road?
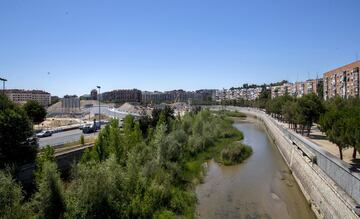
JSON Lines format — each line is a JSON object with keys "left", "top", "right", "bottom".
{"left": 90, "top": 105, "right": 140, "bottom": 120}
{"left": 39, "top": 106, "right": 139, "bottom": 147}
{"left": 39, "top": 129, "right": 99, "bottom": 147}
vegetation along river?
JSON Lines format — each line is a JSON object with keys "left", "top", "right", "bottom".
{"left": 196, "top": 118, "right": 316, "bottom": 219}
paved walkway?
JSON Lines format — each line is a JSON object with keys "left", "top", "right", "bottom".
{"left": 278, "top": 121, "right": 360, "bottom": 166}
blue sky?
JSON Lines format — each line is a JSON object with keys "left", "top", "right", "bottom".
{"left": 1, "top": 0, "right": 360, "bottom": 96}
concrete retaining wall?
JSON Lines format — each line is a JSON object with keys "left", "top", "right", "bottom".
{"left": 16, "top": 145, "right": 92, "bottom": 186}
{"left": 222, "top": 106, "right": 359, "bottom": 219}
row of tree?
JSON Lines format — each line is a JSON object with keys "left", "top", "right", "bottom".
{"left": 219, "top": 87, "right": 360, "bottom": 161}
{"left": 265, "top": 94, "right": 360, "bottom": 160}
{"left": 1, "top": 107, "right": 241, "bottom": 218}
{"left": 318, "top": 97, "right": 360, "bottom": 160}
{"left": 265, "top": 93, "right": 323, "bottom": 136}
{"left": 225, "top": 90, "right": 359, "bottom": 161}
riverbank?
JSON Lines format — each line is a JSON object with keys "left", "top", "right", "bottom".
{"left": 182, "top": 113, "right": 248, "bottom": 186}
{"left": 237, "top": 108, "right": 359, "bottom": 219}
{"left": 196, "top": 118, "right": 315, "bottom": 219}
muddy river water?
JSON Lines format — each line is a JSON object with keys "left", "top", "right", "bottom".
{"left": 196, "top": 119, "right": 316, "bottom": 219}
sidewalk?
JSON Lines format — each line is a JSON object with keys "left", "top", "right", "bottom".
{"left": 278, "top": 121, "right": 360, "bottom": 166}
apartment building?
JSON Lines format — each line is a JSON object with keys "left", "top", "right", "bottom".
{"left": 4, "top": 89, "right": 51, "bottom": 107}
{"left": 305, "top": 78, "right": 323, "bottom": 96}
{"left": 142, "top": 90, "right": 206, "bottom": 104}
{"left": 271, "top": 79, "right": 322, "bottom": 99}
{"left": 271, "top": 83, "right": 293, "bottom": 98}
{"left": 323, "top": 60, "right": 360, "bottom": 100}
{"left": 102, "top": 89, "right": 142, "bottom": 103}
{"left": 216, "top": 87, "right": 263, "bottom": 101}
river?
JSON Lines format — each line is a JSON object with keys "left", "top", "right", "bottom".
{"left": 196, "top": 118, "right": 316, "bottom": 219}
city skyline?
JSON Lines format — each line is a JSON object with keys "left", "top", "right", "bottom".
{"left": 1, "top": 0, "right": 360, "bottom": 96}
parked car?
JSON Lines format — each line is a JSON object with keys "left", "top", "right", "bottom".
{"left": 79, "top": 124, "right": 87, "bottom": 130}
{"left": 82, "top": 124, "right": 96, "bottom": 134}
{"left": 36, "top": 130, "right": 52, "bottom": 138}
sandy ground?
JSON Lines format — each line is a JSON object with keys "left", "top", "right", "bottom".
{"left": 35, "top": 118, "right": 84, "bottom": 129}
{"left": 306, "top": 125, "right": 359, "bottom": 165}
{"left": 279, "top": 121, "right": 359, "bottom": 165}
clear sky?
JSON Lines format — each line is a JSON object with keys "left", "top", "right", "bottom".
{"left": 1, "top": 0, "right": 360, "bottom": 96}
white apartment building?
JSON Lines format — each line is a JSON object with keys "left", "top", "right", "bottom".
{"left": 5, "top": 89, "right": 51, "bottom": 107}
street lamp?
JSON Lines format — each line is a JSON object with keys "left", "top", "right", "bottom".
{"left": 96, "top": 86, "right": 101, "bottom": 128}
{"left": 0, "top": 77, "right": 7, "bottom": 95}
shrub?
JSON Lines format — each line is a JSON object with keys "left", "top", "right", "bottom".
{"left": 221, "top": 142, "right": 252, "bottom": 165}
{"left": 0, "top": 171, "right": 29, "bottom": 219}
{"left": 30, "top": 161, "right": 65, "bottom": 219}
{"left": 80, "top": 135, "right": 85, "bottom": 145}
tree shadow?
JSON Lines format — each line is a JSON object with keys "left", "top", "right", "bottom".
{"left": 349, "top": 159, "right": 360, "bottom": 173}
{"left": 308, "top": 134, "right": 328, "bottom": 140}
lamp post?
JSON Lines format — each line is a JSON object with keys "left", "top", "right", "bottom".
{"left": 97, "top": 86, "right": 101, "bottom": 128}
{"left": 0, "top": 77, "right": 7, "bottom": 95}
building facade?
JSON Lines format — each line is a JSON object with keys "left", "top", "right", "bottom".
{"left": 4, "top": 89, "right": 51, "bottom": 107}
{"left": 141, "top": 90, "right": 206, "bottom": 104}
{"left": 271, "top": 79, "right": 322, "bottom": 99}
{"left": 323, "top": 61, "right": 360, "bottom": 100}
{"left": 90, "top": 89, "right": 98, "bottom": 100}
{"left": 271, "top": 83, "right": 293, "bottom": 98}
{"left": 61, "top": 95, "right": 80, "bottom": 113}
{"left": 102, "top": 89, "right": 142, "bottom": 103}
{"left": 216, "top": 87, "right": 263, "bottom": 101}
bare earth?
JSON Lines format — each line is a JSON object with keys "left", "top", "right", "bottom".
{"left": 306, "top": 125, "right": 359, "bottom": 164}
{"left": 279, "top": 121, "right": 359, "bottom": 165}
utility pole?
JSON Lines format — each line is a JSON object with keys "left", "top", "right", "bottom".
{"left": 97, "top": 86, "right": 101, "bottom": 128}
{"left": 0, "top": 77, "right": 7, "bottom": 95}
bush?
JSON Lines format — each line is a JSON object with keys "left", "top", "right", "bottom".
{"left": 23, "top": 100, "right": 47, "bottom": 124}
{"left": 170, "top": 187, "right": 196, "bottom": 215}
{"left": 0, "top": 95, "right": 37, "bottom": 167}
{"left": 65, "top": 157, "right": 126, "bottom": 218}
{"left": 30, "top": 161, "right": 65, "bottom": 219}
{"left": 80, "top": 135, "right": 85, "bottom": 145}
{"left": 220, "top": 142, "right": 252, "bottom": 165}
{"left": 0, "top": 171, "right": 30, "bottom": 219}
{"left": 152, "top": 210, "right": 176, "bottom": 219}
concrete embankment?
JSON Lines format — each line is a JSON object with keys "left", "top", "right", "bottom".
{"left": 16, "top": 144, "right": 93, "bottom": 186}
{"left": 227, "top": 107, "right": 359, "bottom": 219}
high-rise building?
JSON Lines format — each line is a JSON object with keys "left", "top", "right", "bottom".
{"left": 4, "top": 89, "right": 51, "bottom": 107}
{"left": 323, "top": 61, "right": 360, "bottom": 100}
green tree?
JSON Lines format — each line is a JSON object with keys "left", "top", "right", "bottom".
{"left": 93, "top": 125, "right": 110, "bottom": 162}
{"left": 23, "top": 100, "right": 47, "bottom": 124}
{"left": 282, "top": 100, "right": 298, "bottom": 130}
{"left": 0, "top": 171, "right": 30, "bottom": 219}
{"left": 30, "top": 161, "right": 65, "bottom": 219}
{"left": 0, "top": 95, "right": 37, "bottom": 167}
{"left": 320, "top": 108, "right": 348, "bottom": 160}
{"left": 66, "top": 157, "right": 126, "bottom": 218}
{"left": 34, "top": 145, "right": 55, "bottom": 183}
{"left": 296, "top": 93, "right": 323, "bottom": 136}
